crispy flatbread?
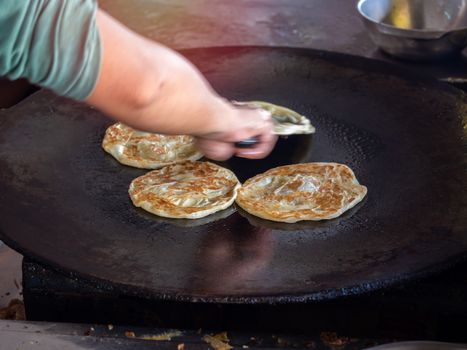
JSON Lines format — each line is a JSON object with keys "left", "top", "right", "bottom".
{"left": 129, "top": 161, "right": 240, "bottom": 219}
{"left": 232, "top": 101, "right": 315, "bottom": 135}
{"left": 102, "top": 123, "right": 203, "bottom": 169}
{"left": 236, "top": 163, "right": 367, "bottom": 223}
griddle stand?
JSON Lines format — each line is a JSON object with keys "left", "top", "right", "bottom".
{"left": 22, "top": 257, "right": 467, "bottom": 342}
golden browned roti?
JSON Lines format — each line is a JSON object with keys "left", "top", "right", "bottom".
{"left": 236, "top": 163, "right": 367, "bottom": 223}
{"left": 232, "top": 100, "right": 315, "bottom": 135}
{"left": 102, "top": 123, "right": 203, "bottom": 169}
{"left": 129, "top": 161, "right": 240, "bottom": 219}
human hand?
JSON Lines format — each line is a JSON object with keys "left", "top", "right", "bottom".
{"left": 194, "top": 100, "right": 278, "bottom": 160}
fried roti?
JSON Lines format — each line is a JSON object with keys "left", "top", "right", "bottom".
{"left": 102, "top": 123, "right": 203, "bottom": 169}
{"left": 236, "top": 163, "right": 367, "bottom": 223}
{"left": 232, "top": 100, "right": 315, "bottom": 135}
{"left": 129, "top": 161, "right": 240, "bottom": 219}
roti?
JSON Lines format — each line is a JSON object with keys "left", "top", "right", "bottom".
{"left": 129, "top": 161, "right": 240, "bottom": 219}
{"left": 232, "top": 100, "right": 315, "bottom": 135}
{"left": 102, "top": 123, "right": 203, "bottom": 169}
{"left": 236, "top": 163, "right": 367, "bottom": 223}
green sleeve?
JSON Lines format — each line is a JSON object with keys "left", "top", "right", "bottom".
{"left": 0, "top": 0, "right": 101, "bottom": 100}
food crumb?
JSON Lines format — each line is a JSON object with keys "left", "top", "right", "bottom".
{"left": 107, "top": 324, "right": 114, "bottom": 331}
{"left": 320, "top": 332, "right": 350, "bottom": 347}
{"left": 140, "top": 330, "right": 182, "bottom": 341}
{"left": 203, "top": 332, "right": 232, "bottom": 350}
{"left": 125, "top": 331, "right": 136, "bottom": 338}
{"left": 242, "top": 346, "right": 249, "bottom": 349}
{"left": 0, "top": 299, "right": 25, "bottom": 320}
{"left": 178, "top": 343, "right": 185, "bottom": 350}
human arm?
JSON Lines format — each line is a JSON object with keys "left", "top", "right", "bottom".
{"left": 87, "top": 10, "right": 276, "bottom": 160}
{"left": 0, "top": 0, "right": 276, "bottom": 160}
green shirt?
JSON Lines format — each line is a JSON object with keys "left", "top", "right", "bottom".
{"left": 0, "top": 0, "right": 101, "bottom": 100}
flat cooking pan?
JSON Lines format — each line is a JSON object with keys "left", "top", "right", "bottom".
{"left": 0, "top": 47, "right": 466, "bottom": 304}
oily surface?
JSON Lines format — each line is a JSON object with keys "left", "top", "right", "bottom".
{"left": 236, "top": 163, "right": 367, "bottom": 223}
{"left": 0, "top": 47, "right": 465, "bottom": 302}
{"left": 102, "top": 123, "right": 203, "bottom": 169}
{"left": 129, "top": 161, "right": 240, "bottom": 219}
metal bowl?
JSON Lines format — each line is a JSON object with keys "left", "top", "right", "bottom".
{"left": 357, "top": 0, "right": 467, "bottom": 60}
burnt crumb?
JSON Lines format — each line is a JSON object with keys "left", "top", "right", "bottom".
{"left": 125, "top": 331, "right": 136, "bottom": 338}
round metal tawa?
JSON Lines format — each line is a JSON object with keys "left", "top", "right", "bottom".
{"left": 0, "top": 47, "right": 466, "bottom": 303}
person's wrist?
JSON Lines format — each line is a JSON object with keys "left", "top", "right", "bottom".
{"left": 193, "top": 98, "right": 237, "bottom": 138}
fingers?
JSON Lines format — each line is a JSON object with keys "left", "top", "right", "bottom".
{"left": 236, "top": 134, "right": 278, "bottom": 159}
{"left": 196, "top": 136, "right": 278, "bottom": 161}
{"left": 195, "top": 139, "right": 236, "bottom": 161}
{"left": 232, "top": 108, "right": 277, "bottom": 159}
{"left": 235, "top": 123, "right": 278, "bottom": 159}
{"left": 195, "top": 104, "right": 278, "bottom": 160}
{"left": 220, "top": 108, "right": 272, "bottom": 142}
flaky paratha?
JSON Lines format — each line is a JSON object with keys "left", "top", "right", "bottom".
{"left": 232, "top": 100, "right": 315, "bottom": 135}
{"left": 102, "top": 123, "right": 203, "bottom": 169}
{"left": 236, "top": 163, "right": 367, "bottom": 223}
{"left": 129, "top": 161, "right": 240, "bottom": 219}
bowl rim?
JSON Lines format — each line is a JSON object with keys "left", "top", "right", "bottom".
{"left": 356, "top": 0, "right": 448, "bottom": 39}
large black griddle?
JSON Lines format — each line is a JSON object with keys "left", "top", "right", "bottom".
{"left": 0, "top": 47, "right": 466, "bottom": 304}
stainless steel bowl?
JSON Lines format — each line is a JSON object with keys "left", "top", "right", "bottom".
{"left": 357, "top": 0, "right": 467, "bottom": 60}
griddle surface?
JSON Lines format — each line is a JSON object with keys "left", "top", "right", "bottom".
{"left": 0, "top": 47, "right": 466, "bottom": 303}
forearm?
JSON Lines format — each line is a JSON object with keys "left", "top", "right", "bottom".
{"left": 87, "top": 10, "right": 227, "bottom": 135}
{"left": 0, "top": 2, "right": 276, "bottom": 160}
